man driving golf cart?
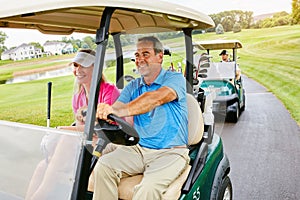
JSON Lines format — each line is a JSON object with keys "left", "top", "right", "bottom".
{"left": 92, "top": 36, "right": 190, "bottom": 199}
{"left": 219, "top": 50, "right": 231, "bottom": 62}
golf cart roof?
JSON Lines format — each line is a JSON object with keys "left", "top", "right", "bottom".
{"left": 0, "top": 0, "right": 214, "bottom": 35}
{"left": 193, "top": 39, "right": 242, "bottom": 50}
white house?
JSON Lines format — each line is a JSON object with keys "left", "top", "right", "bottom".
{"left": 44, "top": 41, "right": 73, "bottom": 55}
{"left": 1, "top": 49, "right": 12, "bottom": 60}
{"left": 1, "top": 43, "right": 42, "bottom": 61}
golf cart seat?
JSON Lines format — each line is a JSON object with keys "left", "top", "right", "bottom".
{"left": 118, "top": 93, "right": 204, "bottom": 199}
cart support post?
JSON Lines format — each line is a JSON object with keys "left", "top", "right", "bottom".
{"left": 71, "top": 7, "right": 116, "bottom": 200}
{"left": 183, "top": 28, "right": 193, "bottom": 94}
{"left": 47, "top": 81, "right": 52, "bottom": 127}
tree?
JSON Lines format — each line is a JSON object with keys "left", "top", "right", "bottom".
{"left": 243, "top": 11, "right": 253, "bottom": 29}
{"left": 222, "top": 15, "right": 234, "bottom": 32}
{"left": 275, "top": 15, "right": 291, "bottom": 26}
{"left": 255, "top": 11, "right": 291, "bottom": 28}
{"left": 209, "top": 10, "right": 253, "bottom": 32}
{"left": 82, "top": 36, "right": 96, "bottom": 49}
{"left": 29, "top": 42, "right": 44, "bottom": 52}
{"left": 0, "top": 31, "right": 8, "bottom": 58}
{"left": 292, "top": 0, "right": 300, "bottom": 24}
{"left": 261, "top": 18, "right": 274, "bottom": 28}
{"left": 63, "top": 36, "right": 84, "bottom": 51}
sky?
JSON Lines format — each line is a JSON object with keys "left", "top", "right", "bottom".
{"left": 0, "top": 0, "right": 292, "bottom": 48}
{"left": 189, "top": 0, "right": 292, "bottom": 16}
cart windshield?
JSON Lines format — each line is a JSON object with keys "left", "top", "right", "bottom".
{"left": 202, "top": 62, "right": 236, "bottom": 80}
{"left": 0, "top": 121, "right": 82, "bottom": 199}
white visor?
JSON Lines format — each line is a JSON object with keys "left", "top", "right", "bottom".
{"left": 72, "top": 52, "right": 95, "bottom": 67}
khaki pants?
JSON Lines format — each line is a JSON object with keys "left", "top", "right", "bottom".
{"left": 93, "top": 144, "right": 189, "bottom": 200}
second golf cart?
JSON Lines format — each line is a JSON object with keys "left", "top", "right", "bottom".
{"left": 194, "top": 40, "right": 246, "bottom": 123}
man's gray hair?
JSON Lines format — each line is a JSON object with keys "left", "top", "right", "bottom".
{"left": 138, "top": 36, "right": 163, "bottom": 54}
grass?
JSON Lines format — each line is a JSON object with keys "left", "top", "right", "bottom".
{"left": 0, "top": 25, "right": 299, "bottom": 126}
{"left": 0, "top": 75, "right": 74, "bottom": 127}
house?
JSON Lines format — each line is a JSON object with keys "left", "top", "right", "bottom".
{"left": 1, "top": 41, "right": 74, "bottom": 61}
{"left": 1, "top": 49, "right": 12, "bottom": 60}
{"left": 1, "top": 43, "right": 42, "bottom": 61}
{"left": 44, "top": 41, "right": 73, "bottom": 55}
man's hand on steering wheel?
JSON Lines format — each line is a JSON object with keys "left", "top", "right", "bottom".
{"left": 96, "top": 103, "right": 113, "bottom": 121}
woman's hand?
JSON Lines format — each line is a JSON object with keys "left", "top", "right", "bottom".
{"left": 76, "top": 106, "right": 88, "bottom": 124}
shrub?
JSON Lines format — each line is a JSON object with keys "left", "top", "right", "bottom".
{"left": 216, "top": 24, "right": 224, "bottom": 34}
{"left": 233, "top": 22, "right": 242, "bottom": 33}
{"left": 0, "top": 72, "right": 13, "bottom": 84}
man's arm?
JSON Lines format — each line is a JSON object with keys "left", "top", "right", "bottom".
{"left": 127, "top": 86, "right": 177, "bottom": 116}
{"left": 97, "top": 86, "right": 177, "bottom": 119}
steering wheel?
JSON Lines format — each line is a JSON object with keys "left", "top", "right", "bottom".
{"left": 94, "top": 114, "right": 139, "bottom": 146}
{"left": 90, "top": 114, "right": 139, "bottom": 173}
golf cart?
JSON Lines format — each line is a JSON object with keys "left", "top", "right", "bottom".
{"left": 0, "top": 1, "right": 232, "bottom": 200}
{"left": 193, "top": 40, "right": 246, "bottom": 123}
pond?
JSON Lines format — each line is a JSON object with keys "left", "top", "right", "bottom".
{"left": 5, "top": 51, "right": 135, "bottom": 84}
{"left": 5, "top": 67, "right": 73, "bottom": 84}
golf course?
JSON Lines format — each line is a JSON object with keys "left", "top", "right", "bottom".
{"left": 0, "top": 25, "right": 299, "bottom": 127}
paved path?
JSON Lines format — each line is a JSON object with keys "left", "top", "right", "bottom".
{"left": 219, "top": 75, "right": 300, "bottom": 199}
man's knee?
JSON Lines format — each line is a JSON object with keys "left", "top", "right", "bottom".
{"left": 133, "top": 181, "right": 162, "bottom": 200}
{"left": 94, "top": 161, "right": 121, "bottom": 181}
{"left": 94, "top": 162, "right": 105, "bottom": 179}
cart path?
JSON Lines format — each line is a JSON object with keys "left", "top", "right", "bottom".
{"left": 218, "top": 75, "right": 300, "bottom": 200}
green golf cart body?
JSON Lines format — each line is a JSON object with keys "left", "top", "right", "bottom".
{"left": 0, "top": 1, "right": 232, "bottom": 199}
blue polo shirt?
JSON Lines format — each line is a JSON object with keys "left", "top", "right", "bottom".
{"left": 117, "top": 69, "right": 188, "bottom": 149}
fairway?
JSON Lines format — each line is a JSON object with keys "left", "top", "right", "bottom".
{"left": 0, "top": 25, "right": 299, "bottom": 126}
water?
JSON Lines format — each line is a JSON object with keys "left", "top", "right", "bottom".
{"left": 6, "top": 67, "right": 73, "bottom": 84}
{"left": 5, "top": 51, "right": 135, "bottom": 84}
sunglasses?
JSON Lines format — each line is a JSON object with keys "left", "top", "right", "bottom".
{"left": 72, "top": 63, "right": 93, "bottom": 68}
